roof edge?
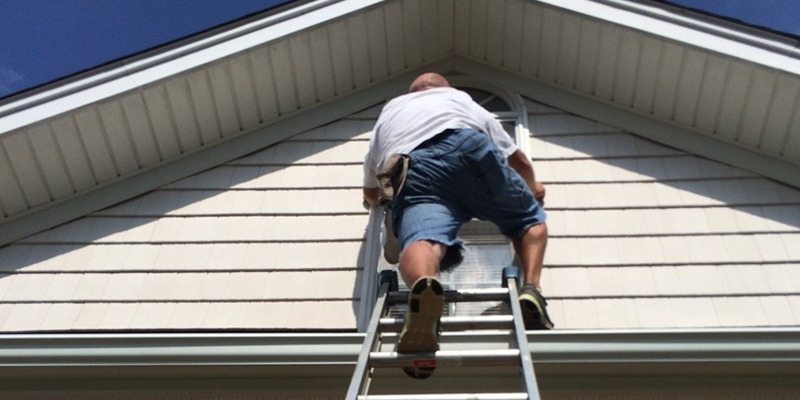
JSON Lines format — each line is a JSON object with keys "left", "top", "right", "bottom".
{"left": 0, "top": 0, "right": 384, "bottom": 134}
{"left": 540, "top": 0, "right": 800, "bottom": 75}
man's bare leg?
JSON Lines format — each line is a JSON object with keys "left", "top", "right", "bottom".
{"left": 512, "top": 223, "right": 548, "bottom": 288}
{"left": 398, "top": 240, "right": 445, "bottom": 287}
{"left": 513, "top": 223, "right": 553, "bottom": 329}
{"left": 396, "top": 240, "right": 446, "bottom": 379}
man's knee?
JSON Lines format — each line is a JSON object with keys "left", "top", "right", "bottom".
{"left": 523, "top": 223, "right": 548, "bottom": 242}
{"left": 402, "top": 240, "right": 446, "bottom": 261}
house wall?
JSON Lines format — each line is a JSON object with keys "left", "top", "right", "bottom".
{"left": 0, "top": 107, "right": 381, "bottom": 331}
{"left": 2, "top": 87, "right": 800, "bottom": 332}
{"left": 527, "top": 98, "right": 800, "bottom": 329}
{"left": 1, "top": 80, "right": 799, "bottom": 398}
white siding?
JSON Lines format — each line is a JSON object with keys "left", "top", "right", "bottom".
{"left": 0, "top": 113, "right": 378, "bottom": 331}
{"left": 527, "top": 98, "right": 800, "bottom": 329}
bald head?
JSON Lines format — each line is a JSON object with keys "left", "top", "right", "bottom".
{"left": 408, "top": 72, "right": 450, "bottom": 92}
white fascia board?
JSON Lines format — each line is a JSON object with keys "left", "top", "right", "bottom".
{"left": 539, "top": 0, "right": 800, "bottom": 75}
{"left": 0, "top": 0, "right": 384, "bottom": 135}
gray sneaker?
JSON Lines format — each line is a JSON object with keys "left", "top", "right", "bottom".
{"left": 396, "top": 276, "right": 444, "bottom": 379}
{"left": 519, "top": 284, "right": 554, "bottom": 330}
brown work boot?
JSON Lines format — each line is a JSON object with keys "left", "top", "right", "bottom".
{"left": 396, "top": 276, "right": 444, "bottom": 379}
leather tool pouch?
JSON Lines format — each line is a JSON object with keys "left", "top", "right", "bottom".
{"left": 376, "top": 154, "right": 409, "bottom": 205}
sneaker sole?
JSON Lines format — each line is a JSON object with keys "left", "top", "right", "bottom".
{"left": 397, "top": 277, "right": 444, "bottom": 379}
{"left": 519, "top": 293, "right": 554, "bottom": 330}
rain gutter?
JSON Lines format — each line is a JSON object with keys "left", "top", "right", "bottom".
{"left": 0, "top": 328, "right": 798, "bottom": 379}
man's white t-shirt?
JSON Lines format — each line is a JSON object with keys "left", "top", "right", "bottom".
{"left": 363, "top": 87, "right": 518, "bottom": 188}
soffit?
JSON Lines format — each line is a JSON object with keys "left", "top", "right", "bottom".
{"left": 1, "top": 0, "right": 799, "bottom": 243}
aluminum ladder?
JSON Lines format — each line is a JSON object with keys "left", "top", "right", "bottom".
{"left": 345, "top": 266, "right": 542, "bottom": 400}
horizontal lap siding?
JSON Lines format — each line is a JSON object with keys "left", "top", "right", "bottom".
{"left": 526, "top": 99, "right": 800, "bottom": 329}
{"left": 0, "top": 116, "right": 378, "bottom": 332}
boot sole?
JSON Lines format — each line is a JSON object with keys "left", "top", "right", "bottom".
{"left": 397, "top": 277, "right": 444, "bottom": 379}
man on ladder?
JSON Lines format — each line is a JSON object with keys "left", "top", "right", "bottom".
{"left": 362, "top": 73, "right": 553, "bottom": 380}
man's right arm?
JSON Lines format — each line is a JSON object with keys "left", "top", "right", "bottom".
{"left": 363, "top": 187, "right": 379, "bottom": 207}
{"left": 507, "top": 149, "right": 546, "bottom": 205}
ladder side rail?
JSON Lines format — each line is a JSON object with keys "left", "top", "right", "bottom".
{"left": 505, "top": 275, "right": 541, "bottom": 400}
{"left": 345, "top": 279, "right": 393, "bottom": 400}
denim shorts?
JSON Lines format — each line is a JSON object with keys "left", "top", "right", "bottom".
{"left": 392, "top": 128, "right": 547, "bottom": 271}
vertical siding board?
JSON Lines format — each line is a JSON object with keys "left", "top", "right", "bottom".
{"left": 761, "top": 74, "right": 799, "bottom": 154}
{"left": 716, "top": 62, "right": 752, "bottom": 141}
{"left": 652, "top": 42, "right": 683, "bottom": 120}
{"left": 207, "top": 61, "right": 242, "bottom": 135}
{"left": 632, "top": 36, "right": 662, "bottom": 113}
{"left": 738, "top": 68, "right": 777, "bottom": 148}
{"left": 613, "top": 30, "right": 641, "bottom": 107}
{"left": 163, "top": 77, "right": 203, "bottom": 152}
{"left": 141, "top": 86, "right": 182, "bottom": 160}
{"left": 185, "top": 69, "right": 223, "bottom": 145}
{"left": 594, "top": 25, "right": 621, "bottom": 101}
{"left": 402, "top": 0, "right": 424, "bottom": 67}
{"left": 485, "top": 0, "right": 505, "bottom": 66}
{"left": 468, "top": 0, "right": 488, "bottom": 61}
{"left": 673, "top": 49, "right": 706, "bottom": 127}
{"left": 73, "top": 108, "right": 119, "bottom": 182}
{"left": 420, "top": 0, "right": 440, "bottom": 62}
{"left": 269, "top": 41, "right": 299, "bottom": 115}
{"left": 365, "top": 8, "right": 389, "bottom": 80}
{"left": 501, "top": 0, "right": 523, "bottom": 71}
{"left": 438, "top": 0, "right": 454, "bottom": 55}
{"left": 328, "top": 20, "right": 355, "bottom": 94}
{"left": 289, "top": 34, "right": 318, "bottom": 109}
{"left": 347, "top": 14, "right": 371, "bottom": 88}
{"left": 308, "top": 27, "right": 336, "bottom": 101}
{"left": 248, "top": 47, "right": 280, "bottom": 122}
{"left": 384, "top": 1, "right": 406, "bottom": 73}
{"left": 537, "top": 7, "right": 560, "bottom": 83}
{"left": 229, "top": 53, "right": 262, "bottom": 131}
{"left": 0, "top": 141, "right": 28, "bottom": 214}
{"left": 519, "top": 2, "right": 543, "bottom": 78}
{"left": 694, "top": 56, "right": 728, "bottom": 133}
{"left": 575, "top": 18, "right": 600, "bottom": 94}
{"left": 50, "top": 116, "right": 98, "bottom": 189}
{"left": 783, "top": 103, "right": 800, "bottom": 158}
{"left": 453, "top": 0, "right": 470, "bottom": 55}
{"left": 556, "top": 13, "right": 581, "bottom": 89}
{"left": 97, "top": 101, "right": 141, "bottom": 175}
{"left": 26, "top": 124, "right": 74, "bottom": 198}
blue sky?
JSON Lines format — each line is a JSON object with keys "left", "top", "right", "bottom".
{"left": 1, "top": 0, "right": 798, "bottom": 100}
{"left": 0, "top": 0, "right": 292, "bottom": 99}
{"left": 663, "top": 0, "right": 800, "bottom": 37}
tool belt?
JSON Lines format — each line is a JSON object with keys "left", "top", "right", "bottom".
{"left": 376, "top": 154, "right": 409, "bottom": 205}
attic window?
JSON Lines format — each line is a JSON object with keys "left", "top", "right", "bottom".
{"left": 460, "top": 86, "right": 519, "bottom": 143}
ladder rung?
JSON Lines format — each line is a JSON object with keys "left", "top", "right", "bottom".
{"left": 387, "top": 288, "right": 509, "bottom": 305}
{"left": 358, "top": 393, "right": 528, "bottom": 400}
{"left": 379, "top": 315, "right": 514, "bottom": 332}
{"left": 369, "top": 349, "right": 521, "bottom": 367}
